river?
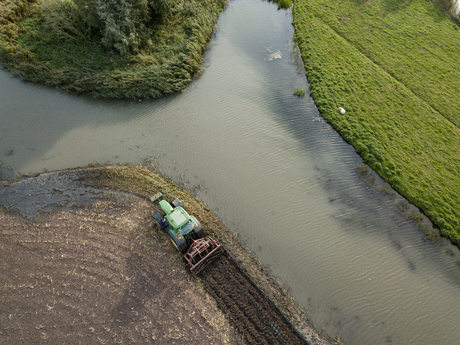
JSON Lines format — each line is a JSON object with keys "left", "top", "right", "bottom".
{"left": 1, "top": 0, "right": 460, "bottom": 343}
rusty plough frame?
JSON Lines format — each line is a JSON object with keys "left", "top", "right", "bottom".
{"left": 183, "top": 237, "right": 224, "bottom": 275}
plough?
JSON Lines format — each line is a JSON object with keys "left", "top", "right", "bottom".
{"left": 183, "top": 237, "right": 224, "bottom": 275}
{"left": 151, "top": 194, "right": 223, "bottom": 274}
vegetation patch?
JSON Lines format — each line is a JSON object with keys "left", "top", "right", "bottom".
{"left": 0, "top": 0, "right": 226, "bottom": 99}
{"left": 293, "top": 86, "right": 306, "bottom": 96}
{"left": 292, "top": 0, "right": 460, "bottom": 245}
{"left": 277, "top": 0, "right": 292, "bottom": 9}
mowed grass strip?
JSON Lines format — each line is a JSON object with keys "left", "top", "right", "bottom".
{"left": 292, "top": 0, "right": 460, "bottom": 244}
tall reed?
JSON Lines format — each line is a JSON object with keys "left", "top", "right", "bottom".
{"left": 0, "top": 0, "right": 227, "bottom": 99}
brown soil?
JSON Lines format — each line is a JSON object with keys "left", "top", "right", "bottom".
{"left": 201, "top": 255, "right": 307, "bottom": 345}
{"left": 0, "top": 167, "right": 333, "bottom": 345}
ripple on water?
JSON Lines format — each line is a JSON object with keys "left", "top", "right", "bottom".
{"left": 2, "top": 0, "right": 460, "bottom": 344}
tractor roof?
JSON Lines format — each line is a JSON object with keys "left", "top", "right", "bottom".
{"left": 167, "top": 207, "right": 190, "bottom": 228}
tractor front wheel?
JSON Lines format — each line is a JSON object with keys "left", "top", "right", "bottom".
{"left": 153, "top": 212, "right": 167, "bottom": 229}
{"left": 171, "top": 198, "right": 184, "bottom": 209}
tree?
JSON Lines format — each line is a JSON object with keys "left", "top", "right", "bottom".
{"left": 93, "top": 0, "right": 149, "bottom": 55}
{"left": 73, "top": 0, "right": 170, "bottom": 55}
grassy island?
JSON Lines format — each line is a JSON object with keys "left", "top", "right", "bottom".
{"left": 0, "top": 0, "right": 225, "bottom": 98}
{"left": 292, "top": 0, "right": 460, "bottom": 245}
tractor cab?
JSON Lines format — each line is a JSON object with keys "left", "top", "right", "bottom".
{"left": 159, "top": 199, "right": 195, "bottom": 235}
{"left": 153, "top": 198, "right": 204, "bottom": 252}
{"left": 160, "top": 200, "right": 189, "bottom": 228}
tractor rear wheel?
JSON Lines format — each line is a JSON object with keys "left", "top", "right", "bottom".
{"left": 190, "top": 216, "right": 204, "bottom": 238}
{"left": 168, "top": 235, "right": 188, "bottom": 253}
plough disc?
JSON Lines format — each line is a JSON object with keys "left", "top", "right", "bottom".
{"left": 183, "top": 237, "right": 224, "bottom": 275}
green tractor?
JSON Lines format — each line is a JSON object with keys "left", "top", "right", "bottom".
{"left": 151, "top": 193, "right": 224, "bottom": 275}
{"left": 152, "top": 196, "right": 205, "bottom": 253}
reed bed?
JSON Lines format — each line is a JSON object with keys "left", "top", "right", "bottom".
{"left": 0, "top": 0, "right": 226, "bottom": 99}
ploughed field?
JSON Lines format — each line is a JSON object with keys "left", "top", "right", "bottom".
{"left": 202, "top": 254, "right": 307, "bottom": 345}
{"left": 0, "top": 170, "right": 326, "bottom": 344}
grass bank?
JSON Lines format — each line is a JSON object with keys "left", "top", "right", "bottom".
{"left": 0, "top": 0, "right": 225, "bottom": 99}
{"left": 292, "top": 0, "right": 460, "bottom": 245}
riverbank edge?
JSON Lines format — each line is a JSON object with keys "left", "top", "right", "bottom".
{"left": 0, "top": 0, "right": 226, "bottom": 99}
{"left": 290, "top": 0, "right": 460, "bottom": 247}
{"left": 0, "top": 164, "right": 338, "bottom": 344}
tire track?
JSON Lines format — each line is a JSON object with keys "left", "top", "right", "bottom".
{"left": 201, "top": 254, "right": 308, "bottom": 345}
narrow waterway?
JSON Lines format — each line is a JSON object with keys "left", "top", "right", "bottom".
{"left": 1, "top": 0, "right": 460, "bottom": 343}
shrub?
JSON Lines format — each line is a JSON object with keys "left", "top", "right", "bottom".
{"left": 440, "top": 226, "right": 452, "bottom": 237}
{"left": 293, "top": 87, "right": 306, "bottom": 96}
{"left": 94, "top": 0, "right": 150, "bottom": 55}
{"left": 40, "top": 0, "right": 92, "bottom": 41}
{"left": 435, "top": 218, "right": 446, "bottom": 228}
{"left": 355, "top": 142, "right": 368, "bottom": 154}
{"left": 364, "top": 154, "right": 375, "bottom": 164}
{"left": 69, "top": 0, "right": 175, "bottom": 55}
{"left": 422, "top": 201, "right": 433, "bottom": 210}
{"left": 278, "top": 0, "right": 291, "bottom": 9}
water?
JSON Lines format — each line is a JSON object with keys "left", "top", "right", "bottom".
{"left": 1, "top": 0, "right": 460, "bottom": 343}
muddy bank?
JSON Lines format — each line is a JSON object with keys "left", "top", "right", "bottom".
{"left": 0, "top": 166, "right": 334, "bottom": 344}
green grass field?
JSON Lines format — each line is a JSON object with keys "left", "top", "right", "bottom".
{"left": 0, "top": 0, "right": 226, "bottom": 98}
{"left": 292, "top": 0, "right": 460, "bottom": 245}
